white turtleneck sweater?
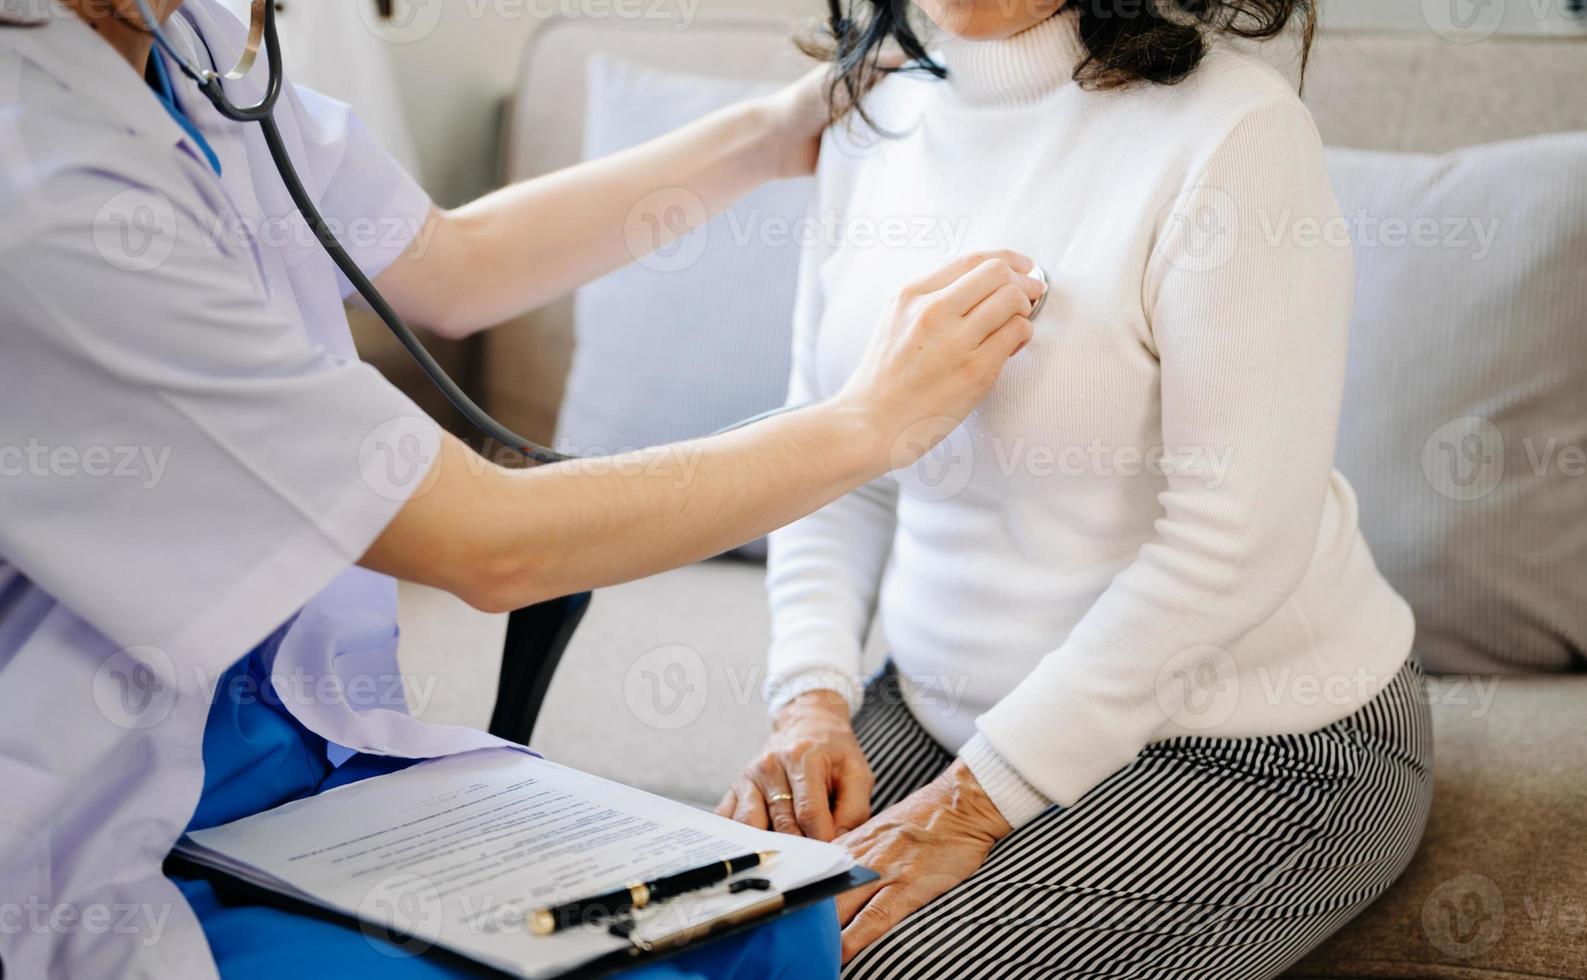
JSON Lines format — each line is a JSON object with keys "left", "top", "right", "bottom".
{"left": 763, "top": 12, "right": 1415, "bottom": 826}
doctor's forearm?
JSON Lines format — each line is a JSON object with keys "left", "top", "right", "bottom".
{"left": 363, "top": 247, "right": 1043, "bottom": 609}
{"left": 376, "top": 96, "right": 791, "bottom": 338}
{"left": 360, "top": 403, "right": 885, "bottom": 612}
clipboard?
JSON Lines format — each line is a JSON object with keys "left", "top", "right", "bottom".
{"left": 167, "top": 855, "right": 877, "bottom": 979}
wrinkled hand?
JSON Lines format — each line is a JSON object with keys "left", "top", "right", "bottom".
{"left": 834, "top": 760, "right": 1011, "bottom": 963}
{"left": 716, "top": 690, "right": 873, "bottom": 841}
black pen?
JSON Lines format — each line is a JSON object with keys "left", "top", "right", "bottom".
{"left": 528, "top": 850, "right": 779, "bottom": 935}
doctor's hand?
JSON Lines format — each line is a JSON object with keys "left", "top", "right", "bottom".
{"left": 757, "top": 66, "right": 834, "bottom": 179}
{"left": 758, "top": 52, "right": 909, "bottom": 178}
{"left": 836, "top": 251, "right": 1043, "bottom": 470}
{"left": 834, "top": 760, "right": 1011, "bottom": 963}
{"left": 716, "top": 690, "right": 872, "bottom": 842}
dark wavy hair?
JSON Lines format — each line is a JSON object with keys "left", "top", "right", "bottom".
{"left": 799, "top": 0, "right": 1314, "bottom": 126}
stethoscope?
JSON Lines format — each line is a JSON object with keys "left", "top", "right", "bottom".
{"left": 134, "top": 0, "right": 1049, "bottom": 466}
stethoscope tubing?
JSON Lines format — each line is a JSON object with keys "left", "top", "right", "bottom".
{"left": 134, "top": 2, "right": 1044, "bottom": 468}
{"left": 138, "top": 0, "right": 578, "bottom": 463}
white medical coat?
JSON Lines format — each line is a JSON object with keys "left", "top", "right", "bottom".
{"left": 0, "top": 3, "right": 516, "bottom": 976}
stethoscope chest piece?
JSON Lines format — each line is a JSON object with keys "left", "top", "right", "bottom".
{"left": 1028, "top": 263, "right": 1050, "bottom": 321}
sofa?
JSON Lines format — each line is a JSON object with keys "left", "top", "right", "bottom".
{"left": 374, "top": 11, "right": 1587, "bottom": 979}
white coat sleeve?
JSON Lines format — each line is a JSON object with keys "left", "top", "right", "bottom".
{"left": 0, "top": 155, "right": 440, "bottom": 672}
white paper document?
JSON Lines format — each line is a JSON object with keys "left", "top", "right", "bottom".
{"left": 177, "top": 749, "right": 852, "bottom": 978}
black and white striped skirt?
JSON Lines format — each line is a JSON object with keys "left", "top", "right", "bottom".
{"left": 845, "top": 658, "right": 1434, "bottom": 980}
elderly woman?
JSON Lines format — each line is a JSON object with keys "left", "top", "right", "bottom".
{"left": 720, "top": 0, "right": 1432, "bottom": 976}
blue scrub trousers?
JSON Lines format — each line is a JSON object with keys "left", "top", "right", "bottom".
{"left": 171, "top": 638, "right": 839, "bottom": 980}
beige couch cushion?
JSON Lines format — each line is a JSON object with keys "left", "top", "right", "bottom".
{"left": 1290, "top": 675, "right": 1587, "bottom": 979}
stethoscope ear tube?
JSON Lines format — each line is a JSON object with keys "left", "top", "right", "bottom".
{"left": 143, "top": 0, "right": 893, "bottom": 466}
{"left": 137, "top": 0, "right": 279, "bottom": 121}
{"left": 145, "top": 0, "right": 572, "bottom": 463}
{"left": 256, "top": 113, "right": 576, "bottom": 465}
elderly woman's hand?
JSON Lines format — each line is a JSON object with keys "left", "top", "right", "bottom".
{"left": 716, "top": 690, "right": 873, "bottom": 841}
{"left": 833, "top": 760, "right": 1011, "bottom": 963}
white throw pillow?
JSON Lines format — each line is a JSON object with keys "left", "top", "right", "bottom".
{"left": 1328, "top": 134, "right": 1587, "bottom": 674}
{"left": 557, "top": 57, "right": 812, "bottom": 564}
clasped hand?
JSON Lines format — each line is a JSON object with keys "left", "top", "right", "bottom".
{"left": 717, "top": 692, "right": 1012, "bottom": 962}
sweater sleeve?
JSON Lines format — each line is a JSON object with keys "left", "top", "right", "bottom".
{"left": 966, "top": 100, "right": 1353, "bottom": 817}
{"left": 763, "top": 190, "right": 900, "bottom": 716}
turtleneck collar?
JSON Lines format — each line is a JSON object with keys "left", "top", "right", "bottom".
{"left": 935, "top": 10, "right": 1085, "bottom": 110}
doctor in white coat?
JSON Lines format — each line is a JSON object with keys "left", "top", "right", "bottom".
{"left": 0, "top": 1, "right": 1044, "bottom": 977}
